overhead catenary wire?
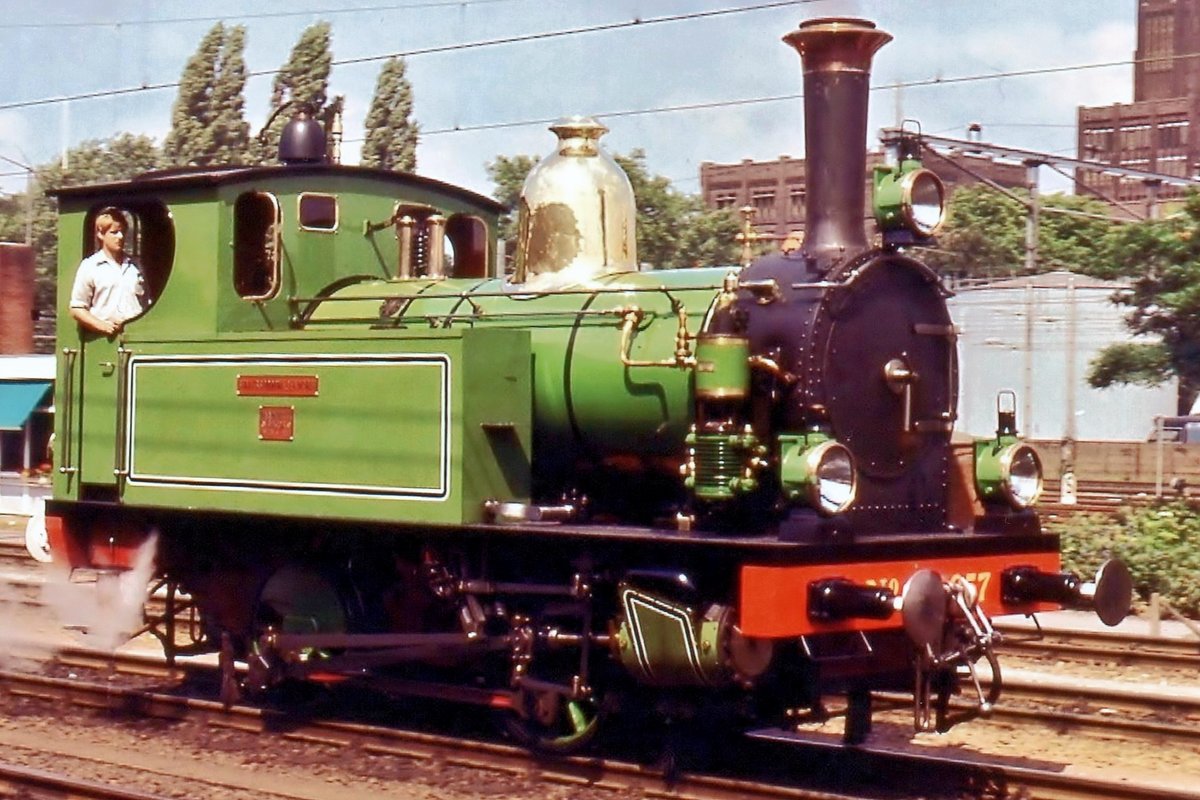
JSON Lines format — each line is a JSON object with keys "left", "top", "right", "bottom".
{"left": 0, "top": 7, "right": 1161, "bottom": 120}
{"left": 916, "top": 142, "right": 1149, "bottom": 226}
{"left": 371, "top": 57, "right": 1149, "bottom": 137}
{"left": 0, "top": 0, "right": 522, "bottom": 29}
{"left": 0, "top": 0, "right": 823, "bottom": 112}
{"left": 0, "top": 3, "right": 1176, "bottom": 208}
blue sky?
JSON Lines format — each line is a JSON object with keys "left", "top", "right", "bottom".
{"left": 0, "top": 1, "right": 1135, "bottom": 198}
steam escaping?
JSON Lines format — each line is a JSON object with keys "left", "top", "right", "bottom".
{"left": 24, "top": 499, "right": 52, "bottom": 563}
{"left": 41, "top": 531, "right": 159, "bottom": 652}
{"left": 0, "top": 578, "right": 58, "bottom": 669}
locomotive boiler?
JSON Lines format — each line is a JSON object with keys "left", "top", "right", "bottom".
{"left": 45, "top": 17, "right": 1130, "bottom": 749}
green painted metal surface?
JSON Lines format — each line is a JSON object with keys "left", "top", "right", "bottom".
{"left": 78, "top": 337, "right": 121, "bottom": 487}
{"left": 974, "top": 434, "right": 1025, "bottom": 504}
{"left": 615, "top": 586, "right": 727, "bottom": 686}
{"left": 693, "top": 335, "right": 750, "bottom": 400}
{"left": 314, "top": 267, "right": 732, "bottom": 474}
{"left": 113, "top": 328, "right": 530, "bottom": 524}
{"left": 54, "top": 167, "right": 502, "bottom": 508}
{"left": 51, "top": 164, "right": 728, "bottom": 520}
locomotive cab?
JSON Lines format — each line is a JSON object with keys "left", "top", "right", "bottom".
{"left": 49, "top": 147, "right": 509, "bottom": 521}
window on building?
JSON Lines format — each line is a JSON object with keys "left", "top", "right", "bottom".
{"left": 714, "top": 192, "right": 738, "bottom": 210}
{"left": 751, "top": 189, "right": 775, "bottom": 222}
{"left": 1085, "top": 127, "right": 1114, "bottom": 155}
{"left": 1159, "top": 120, "right": 1187, "bottom": 149}
{"left": 1159, "top": 153, "right": 1188, "bottom": 177}
{"left": 788, "top": 187, "right": 805, "bottom": 219}
{"left": 233, "top": 192, "right": 282, "bottom": 300}
{"left": 1144, "top": 13, "right": 1175, "bottom": 72}
{"left": 1119, "top": 124, "right": 1152, "bottom": 155}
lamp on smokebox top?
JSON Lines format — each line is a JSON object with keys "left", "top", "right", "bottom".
{"left": 874, "top": 124, "right": 946, "bottom": 247}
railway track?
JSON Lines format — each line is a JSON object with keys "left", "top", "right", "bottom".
{"left": 0, "top": 761, "right": 173, "bottom": 800}
{"left": 0, "top": 528, "right": 33, "bottom": 570}
{"left": 3, "top": 646, "right": 1200, "bottom": 800}
{"left": 748, "top": 729, "right": 1200, "bottom": 800}
{"left": 995, "top": 618, "right": 1200, "bottom": 669}
{"left": 0, "top": 655, "right": 869, "bottom": 800}
{"left": 5, "top": 519, "right": 1200, "bottom": 797}
{"left": 965, "top": 670, "right": 1200, "bottom": 743}
{"left": 1038, "top": 479, "right": 1198, "bottom": 518}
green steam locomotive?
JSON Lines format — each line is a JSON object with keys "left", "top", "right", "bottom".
{"left": 46, "top": 17, "right": 1129, "bottom": 749}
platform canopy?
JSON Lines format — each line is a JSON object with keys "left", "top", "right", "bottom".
{"left": 0, "top": 381, "right": 51, "bottom": 430}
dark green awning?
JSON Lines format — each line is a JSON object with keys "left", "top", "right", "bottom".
{"left": 0, "top": 381, "right": 51, "bottom": 430}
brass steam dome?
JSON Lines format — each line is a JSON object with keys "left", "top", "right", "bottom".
{"left": 513, "top": 116, "right": 638, "bottom": 283}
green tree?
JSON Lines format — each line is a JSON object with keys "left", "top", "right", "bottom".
{"left": 162, "top": 23, "right": 221, "bottom": 166}
{"left": 361, "top": 56, "right": 418, "bottom": 172}
{"left": 210, "top": 25, "right": 251, "bottom": 164}
{"left": 615, "top": 150, "right": 739, "bottom": 268}
{"left": 253, "top": 22, "right": 333, "bottom": 164}
{"left": 1086, "top": 191, "right": 1200, "bottom": 409}
{"left": 18, "top": 135, "right": 161, "bottom": 327}
{"left": 162, "top": 24, "right": 250, "bottom": 167}
{"left": 485, "top": 154, "right": 539, "bottom": 245}
{"left": 486, "top": 150, "right": 739, "bottom": 270}
{"left": 0, "top": 193, "right": 28, "bottom": 243}
{"left": 924, "top": 185, "right": 1116, "bottom": 279}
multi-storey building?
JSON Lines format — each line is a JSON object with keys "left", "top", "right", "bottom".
{"left": 1077, "top": 0, "right": 1200, "bottom": 203}
{"left": 699, "top": 149, "right": 1026, "bottom": 241}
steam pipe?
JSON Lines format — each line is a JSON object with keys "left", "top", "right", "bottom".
{"left": 783, "top": 18, "right": 891, "bottom": 272}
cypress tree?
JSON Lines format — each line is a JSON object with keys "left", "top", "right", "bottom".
{"left": 361, "top": 56, "right": 419, "bottom": 172}
{"left": 254, "top": 21, "right": 333, "bottom": 164}
{"left": 163, "top": 23, "right": 222, "bottom": 166}
{"left": 210, "top": 25, "right": 251, "bottom": 165}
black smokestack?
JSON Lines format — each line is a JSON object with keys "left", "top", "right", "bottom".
{"left": 783, "top": 18, "right": 891, "bottom": 271}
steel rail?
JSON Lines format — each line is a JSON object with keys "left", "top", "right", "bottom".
{"left": 5, "top": 654, "right": 1200, "bottom": 800}
{"left": 747, "top": 730, "right": 1200, "bottom": 800}
{"left": 0, "top": 663, "right": 862, "bottom": 800}
{"left": 995, "top": 624, "right": 1200, "bottom": 668}
{"left": 0, "top": 761, "right": 173, "bottom": 800}
{"left": 872, "top": 668, "right": 1200, "bottom": 748}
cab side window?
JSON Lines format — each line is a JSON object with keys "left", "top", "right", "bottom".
{"left": 234, "top": 192, "right": 282, "bottom": 300}
{"left": 391, "top": 206, "right": 489, "bottom": 279}
{"left": 299, "top": 193, "right": 338, "bottom": 231}
{"left": 82, "top": 201, "right": 175, "bottom": 307}
{"left": 445, "top": 214, "right": 488, "bottom": 278}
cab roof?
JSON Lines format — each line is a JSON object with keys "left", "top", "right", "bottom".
{"left": 48, "top": 162, "right": 508, "bottom": 215}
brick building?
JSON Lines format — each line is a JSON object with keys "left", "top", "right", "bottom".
{"left": 0, "top": 243, "right": 53, "bottom": 510}
{"left": 699, "top": 150, "right": 1026, "bottom": 241}
{"left": 1077, "top": 0, "right": 1200, "bottom": 203}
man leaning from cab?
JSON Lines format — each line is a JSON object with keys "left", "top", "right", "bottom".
{"left": 69, "top": 207, "right": 149, "bottom": 336}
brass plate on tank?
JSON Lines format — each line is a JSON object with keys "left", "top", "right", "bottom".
{"left": 237, "top": 374, "right": 319, "bottom": 397}
{"left": 258, "top": 406, "right": 295, "bottom": 441}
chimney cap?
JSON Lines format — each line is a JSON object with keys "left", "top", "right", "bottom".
{"left": 783, "top": 17, "right": 892, "bottom": 74}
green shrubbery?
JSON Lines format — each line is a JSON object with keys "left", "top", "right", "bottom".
{"left": 1045, "top": 500, "right": 1200, "bottom": 619}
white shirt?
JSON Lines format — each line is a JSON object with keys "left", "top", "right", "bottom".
{"left": 69, "top": 250, "right": 148, "bottom": 325}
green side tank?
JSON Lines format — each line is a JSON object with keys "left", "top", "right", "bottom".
{"left": 308, "top": 266, "right": 731, "bottom": 480}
